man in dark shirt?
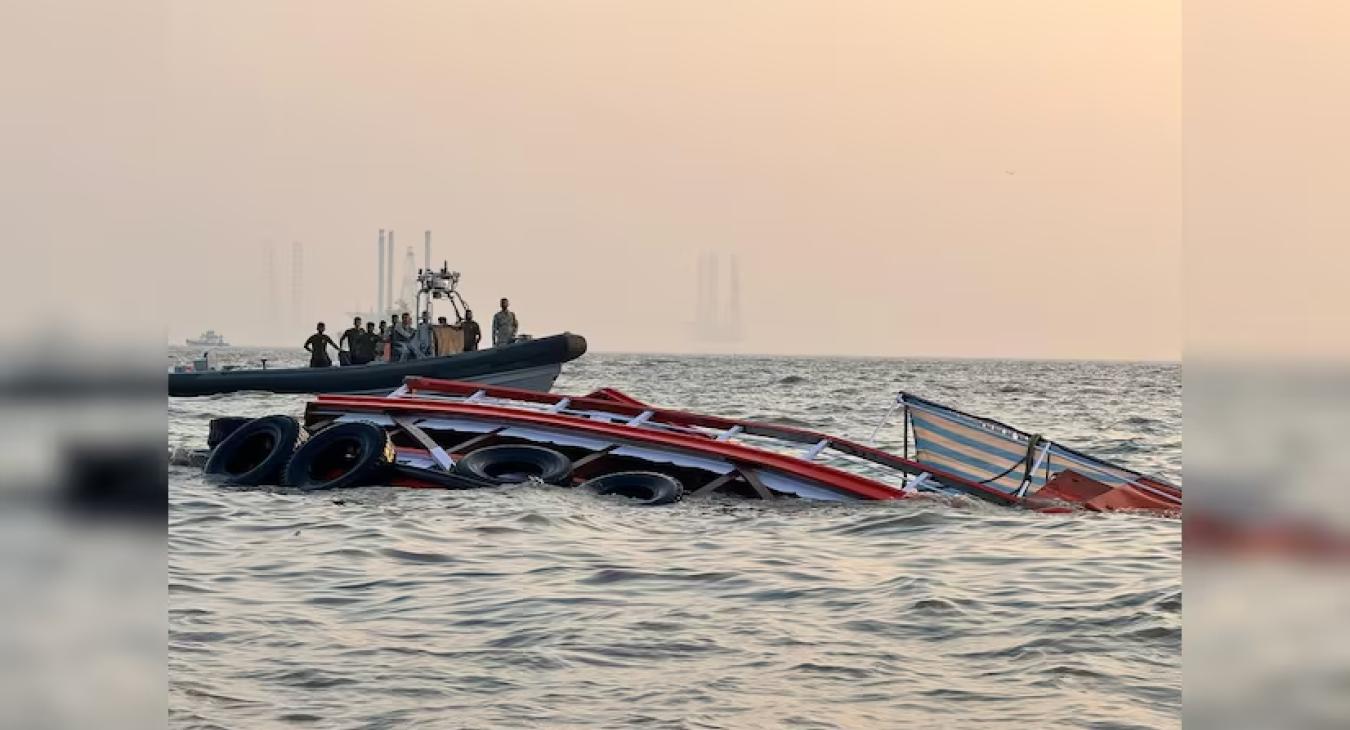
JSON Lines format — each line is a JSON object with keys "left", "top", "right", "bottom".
{"left": 345, "top": 321, "right": 374, "bottom": 365}
{"left": 339, "top": 317, "right": 363, "bottom": 366}
{"left": 376, "top": 321, "right": 389, "bottom": 361}
{"left": 304, "top": 322, "right": 339, "bottom": 368}
{"left": 461, "top": 310, "right": 481, "bottom": 352}
{"left": 354, "top": 321, "right": 377, "bottom": 364}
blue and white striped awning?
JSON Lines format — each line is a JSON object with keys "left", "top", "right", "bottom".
{"left": 899, "top": 393, "right": 1179, "bottom": 498}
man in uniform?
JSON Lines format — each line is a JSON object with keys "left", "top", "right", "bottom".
{"left": 492, "top": 298, "right": 518, "bottom": 348}
{"left": 354, "top": 321, "right": 378, "bottom": 364}
{"left": 461, "top": 310, "right": 481, "bottom": 352}
{"left": 339, "top": 317, "right": 364, "bottom": 366}
{"left": 392, "top": 312, "right": 422, "bottom": 361}
{"left": 304, "top": 323, "right": 339, "bottom": 368}
{"left": 376, "top": 320, "right": 389, "bottom": 361}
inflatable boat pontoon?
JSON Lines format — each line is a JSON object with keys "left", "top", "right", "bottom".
{"left": 169, "top": 333, "right": 587, "bottom": 397}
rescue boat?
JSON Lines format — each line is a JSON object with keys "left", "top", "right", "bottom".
{"left": 199, "top": 378, "right": 1180, "bottom": 514}
{"left": 169, "top": 333, "right": 586, "bottom": 397}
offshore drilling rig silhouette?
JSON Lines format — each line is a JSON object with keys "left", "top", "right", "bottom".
{"left": 693, "top": 252, "right": 744, "bottom": 343}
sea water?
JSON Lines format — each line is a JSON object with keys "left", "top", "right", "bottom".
{"left": 170, "top": 351, "right": 1180, "bottom": 728}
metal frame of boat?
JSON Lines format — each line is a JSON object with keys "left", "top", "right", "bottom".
{"left": 302, "top": 378, "right": 1181, "bottom": 512}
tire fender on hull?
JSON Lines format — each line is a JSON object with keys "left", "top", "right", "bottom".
{"left": 203, "top": 415, "right": 307, "bottom": 486}
{"left": 581, "top": 471, "right": 683, "bottom": 506}
{"left": 453, "top": 444, "right": 573, "bottom": 485}
{"left": 282, "top": 421, "right": 394, "bottom": 491}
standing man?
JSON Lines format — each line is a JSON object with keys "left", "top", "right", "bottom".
{"left": 339, "top": 317, "right": 363, "bottom": 366}
{"left": 492, "top": 298, "right": 518, "bottom": 348}
{"left": 390, "top": 312, "right": 414, "bottom": 361}
{"left": 354, "top": 321, "right": 378, "bottom": 364}
{"left": 304, "top": 322, "right": 339, "bottom": 368}
{"left": 377, "top": 320, "right": 389, "bottom": 361}
{"left": 388, "top": 314, "right": 406, "bottom": 362}
{"left": 461, "top": 310, "right": 481, "bottom": 352}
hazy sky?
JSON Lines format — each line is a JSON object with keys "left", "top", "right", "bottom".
{"left": 1184, "top": 0, "right": 1350, "bottom": 362}
{"left": 12, "top": 2, "right": 1183, "bottom": 359}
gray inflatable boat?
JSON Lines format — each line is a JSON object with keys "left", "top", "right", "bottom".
{"left": 169, "top": 332, "right": 587, "bottom": 397}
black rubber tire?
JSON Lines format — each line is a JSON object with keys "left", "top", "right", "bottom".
{"left": 203, "top": 415, "right": 306, "bottom": 486}
{"left": 391, "top": 463, "right": 496, "bottom": 490}
{"left": 452, "top": 444, "right": 573, "bottom": 485}
{"left": 282, "top": 421, "right": 394, "bottom": 491}
{"left": 207, "top": 416, "right": 253, "bottom": 449}
{"left": 581, "top": 471, "right": 684, "bottom": 506}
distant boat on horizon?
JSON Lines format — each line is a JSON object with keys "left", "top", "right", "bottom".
{"left": 186, "top": 330, "right": 229, "bottom": 347}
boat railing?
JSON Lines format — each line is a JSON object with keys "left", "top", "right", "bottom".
{"left": 390, "top": 384, "right": 728, "bottom": 439}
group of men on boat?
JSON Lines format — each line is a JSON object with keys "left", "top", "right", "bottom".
{"left": 303, "top": 298, "right": 519, "bottom": 368}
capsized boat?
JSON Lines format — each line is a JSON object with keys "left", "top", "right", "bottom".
{"left": 169, "top": 333, "right": 587, "bottom": 397}
{"left": 266, "top": 378, "right": 1178, "bottom": 512}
